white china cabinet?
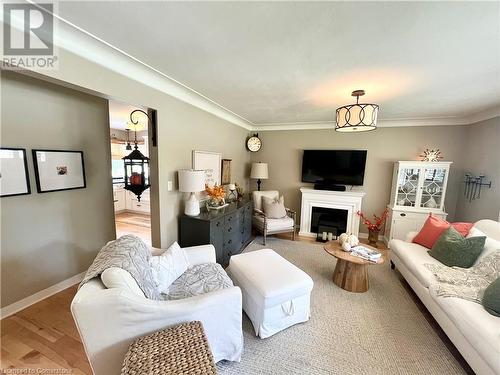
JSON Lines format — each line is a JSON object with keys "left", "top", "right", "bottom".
{"left": 385, "top": 161, "right": 452, "bottom": 243}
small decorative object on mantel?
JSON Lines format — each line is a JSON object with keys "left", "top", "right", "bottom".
{"left": 338, "top": 233, "right": 360, "bottom": 252}
{"left": 357, "top": 209, "right": 389, "bottom": 247}
{"left": 420, "top": 148, "right": 443, "bottom": 162}
{"left": 205, "top": 184, "right": 228, "bottom": 210}
{"left": 0, "top": 148, "right": 31, "bottom": 197}
{"left": 463, "top": 173, "right": 492, "bottom": 202}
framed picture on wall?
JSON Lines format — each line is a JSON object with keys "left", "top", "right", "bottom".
{"left": 193, "top": 150, "right": 221, "bottom": 201}
{"left": 0, "top": 148, "right": 31, "bottom": 197}
{"left": 192, "top": 150, "right": 222, "bottom": 187}
{"left": 32, "top": 150, "right": 86, "bottom": 193}
{"left": 221, "top": 159, "right": 232, "bottom": 185}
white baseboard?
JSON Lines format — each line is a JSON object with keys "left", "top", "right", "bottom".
{"left": 1, "top": 271, "right": 86, "bottom": 319}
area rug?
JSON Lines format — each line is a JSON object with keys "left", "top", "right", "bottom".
{"left": 217, "top": 237, "right": 467, "bottom": 375}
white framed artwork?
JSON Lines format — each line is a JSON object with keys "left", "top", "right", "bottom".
{"left": 32, "top": 150, "right": 86, "bottom": 193}
{"left": 192, "top": 150, "right": 222, "bottom": 187}
{"left": 0, "top": 148, "right": 31, "bottom": 197}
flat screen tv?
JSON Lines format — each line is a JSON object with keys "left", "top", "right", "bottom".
{"left": 301, "top": 150, "right": 367, "bottom": 186}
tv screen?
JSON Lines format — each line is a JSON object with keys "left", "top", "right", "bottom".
{"left": 301, "top": 150, "right": 367, "bottom": 186}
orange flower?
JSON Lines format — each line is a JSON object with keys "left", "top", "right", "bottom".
{"left": 205, "top": 184, "right": 225, "bottom": 200}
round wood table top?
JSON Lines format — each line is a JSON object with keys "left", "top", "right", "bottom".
{"left": 323, "top": 241, "right": 384, "bottom": 265}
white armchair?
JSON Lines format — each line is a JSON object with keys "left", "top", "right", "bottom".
{"left": 71, "top": 244, "right": 243, "bottom": 375}
{"left": 252, "top": 190, "right": 296, "bottom": 245}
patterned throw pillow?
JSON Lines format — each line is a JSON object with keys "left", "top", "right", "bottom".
{"left": 150, "top": 242, "right": 190, "bottom": 293}
{"left": 262, "top": 195, "right": 287, "bottom": 219}
{"left": 428, "top": 227, "right": 486, "bottom": 268}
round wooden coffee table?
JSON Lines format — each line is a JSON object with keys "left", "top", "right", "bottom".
{"left": 323, "top": 242, "right": 384, "bottom": 293}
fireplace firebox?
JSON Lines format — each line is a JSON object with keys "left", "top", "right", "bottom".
{"left": 311, "top": 207, "right": 348, "bottom": 240}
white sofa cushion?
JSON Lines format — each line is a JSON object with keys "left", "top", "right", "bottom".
{"left": 429, "top": 286, "right": 500, "bottom": 374}
{"left": 467, "top": 227, "right": 500, "bottom": 264}
{"left": 149, "top": 242, "right": 189, "bottom": 293}
{"left": 101, "top": 267, "right": 145, "bottom": 297}
{"left": 252, "top": 190, "right": 279, "bottom": 212}
{"left": 162, "top": 263, "right": 233, "bottom": 300}
{"left": 262, "top": 195, "right": 287, "bottom": 218}
{"left": 253, "top": 215, "right": 294, "bottom": 232}
{"left": 389, "top": 239, "right": 444, "bottom": 287}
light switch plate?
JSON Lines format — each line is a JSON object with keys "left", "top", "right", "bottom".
{"left": 167, "top": 181, "right": 173, "bottom": 191}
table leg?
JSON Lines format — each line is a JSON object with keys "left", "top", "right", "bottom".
{"left": 332, "top": 259, "right": 369, "bottom": 293}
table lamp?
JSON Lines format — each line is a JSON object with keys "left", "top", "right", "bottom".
{"left": 178, "top": 169, "right": 205, "bottom": 216}
{"left": 250, "top": 162, "right": 268, "bottom": 191}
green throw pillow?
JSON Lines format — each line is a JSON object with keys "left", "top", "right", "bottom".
{"left": 428, "top": 227, "right": 485, "bottom": 268}
{"left": 483, "top": 277, "right": 500, "bottom": 317}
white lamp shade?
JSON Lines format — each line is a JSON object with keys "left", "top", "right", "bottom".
{"left": 178, "top": 169, "right": 205, "bottom": 192}
{"left": 250, "top": 162, "right": 269, "bottom": 179}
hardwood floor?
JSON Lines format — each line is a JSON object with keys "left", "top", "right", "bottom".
{"left": 115, "top": 211, "right": 151, "bottom": 245}
{"left": 1, "top": 286, "right": 91, "bottom": 374}
{"left": 1, "top": 233, "right": 470, "bottom": 374}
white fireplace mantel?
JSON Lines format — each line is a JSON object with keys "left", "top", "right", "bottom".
{"left": 299, "top": 188, "right": 366, "bottom": 238}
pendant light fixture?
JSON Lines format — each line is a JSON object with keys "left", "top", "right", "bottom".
{"left": 125, "top": 129, "right": 132, "bottom": 151}
{"left": 123, "top": 110, "right": 151, "bottom": 201}
{"left": 335, "top": 90, "right": 379, "bottom": 132}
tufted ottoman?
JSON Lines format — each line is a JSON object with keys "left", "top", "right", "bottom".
{"left": 227, "top": 249, "right": 314, "bottom": 338}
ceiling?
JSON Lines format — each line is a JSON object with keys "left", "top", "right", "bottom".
{"left": 58, "top": 1, "right": 500, "bottom": 127}
{"left": 108, "top": 100, "right": 147, "bottom": 131}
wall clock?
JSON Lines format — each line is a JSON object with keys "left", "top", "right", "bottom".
{"left": 246, "top": 134, "right": 262, "bottom": 152}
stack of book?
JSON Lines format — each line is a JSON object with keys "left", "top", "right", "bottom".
{"left": 350, "top": 246, "right": 382, "bottom": 262}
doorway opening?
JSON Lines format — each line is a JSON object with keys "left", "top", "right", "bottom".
{"left": 109, "top": 100, "right": 152, "bottom": 245}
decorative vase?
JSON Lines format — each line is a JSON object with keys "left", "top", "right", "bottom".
{"left": 368, "top": 229, "right": 380, "bottom": 247}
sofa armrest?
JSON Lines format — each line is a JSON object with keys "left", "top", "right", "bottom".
{"left": 405, "top": 231, "right": 419, "bottom": 243}
{"left": 182, "top": 244, "right": 216, "bottom": 266}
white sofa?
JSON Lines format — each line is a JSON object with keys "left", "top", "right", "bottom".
{"left": 389, "top": 219, "right": 500, "bottom": 375}
{"left": 71, "top": 244, "right": 243, "bottom": 375}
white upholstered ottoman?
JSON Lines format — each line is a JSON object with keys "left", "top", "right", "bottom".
{"left": 227, "top": 249, "right": 314, "bottom": 338}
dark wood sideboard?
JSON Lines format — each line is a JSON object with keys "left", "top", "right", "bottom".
{"left": 179, "top": 198, "right": 253, "bottom": 266}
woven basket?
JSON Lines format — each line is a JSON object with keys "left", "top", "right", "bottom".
{"left": 121, "top": 321, "right": 217, "bottom": 375}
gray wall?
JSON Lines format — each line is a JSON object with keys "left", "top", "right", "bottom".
{"left": 454, "top": 117, "right": 500, "bottom": 222}
{"left": 250, "top": 125, "right": 469, "bottom": 234}
{"left": 1, "top": 71, "right": 115, "bottom": 307}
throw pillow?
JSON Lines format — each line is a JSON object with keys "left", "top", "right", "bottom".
{"left": 428, "top": 227, "right": 486, "bottom": 268}
{"left": 262, "top": 195, "right": 287, "bottom": 219}
{"left": 467, "top": 227, "right": 500, "bottom": 264}
{"left": 101, "top": 267, "right": 145, "bottom": 297}
{"left": 413, "top": 214, "right": 474, "bottom": 249}
{"left": 482, "top": 277, "right": 500, "bottom": 317}
{"left": 149, "top": 242, "right": 190, "bottom": 293}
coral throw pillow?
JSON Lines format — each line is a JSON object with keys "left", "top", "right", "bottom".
{"left": 412, "top": 214, "right": 473, "bottom": 249}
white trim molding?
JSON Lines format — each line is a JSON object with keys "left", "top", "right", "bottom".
{"left": 0, "top": 272, "right": 85, "bottom": 319}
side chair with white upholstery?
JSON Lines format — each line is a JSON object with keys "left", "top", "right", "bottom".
{"left": 252, "top": 190, "right": 296, "bottom": 245}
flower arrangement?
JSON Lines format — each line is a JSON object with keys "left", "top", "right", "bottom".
{"left": 205, "top": 184, "right": 226, "bottom": 207}
{"left": 356, "top": 208, "right": 389, "bottom": 231}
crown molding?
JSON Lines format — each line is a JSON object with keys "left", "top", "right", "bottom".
{"left": 21, "top": 1, "right": 255, "bottom": 131}
{"left": 253, "top": 112, "right": 500, "bottom": 131}
{"left": 14, "top": 2, "right": 500, "bottom": 133}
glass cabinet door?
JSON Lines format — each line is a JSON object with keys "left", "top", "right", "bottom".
{"left": 419, "top": 168, "right": 446, "bottom": 209}
{"left": 396, "top": 168, "right": 420, "bottom": 207}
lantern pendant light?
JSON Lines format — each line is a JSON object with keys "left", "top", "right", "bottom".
{"left": 335, "top": 90, "right": 379, "bottom": 132}
{"left": 125, "top": 129, "right": 132, "bottom": 151}
{"left": 123, "top": 110, "right": 151, "bottom": 201}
